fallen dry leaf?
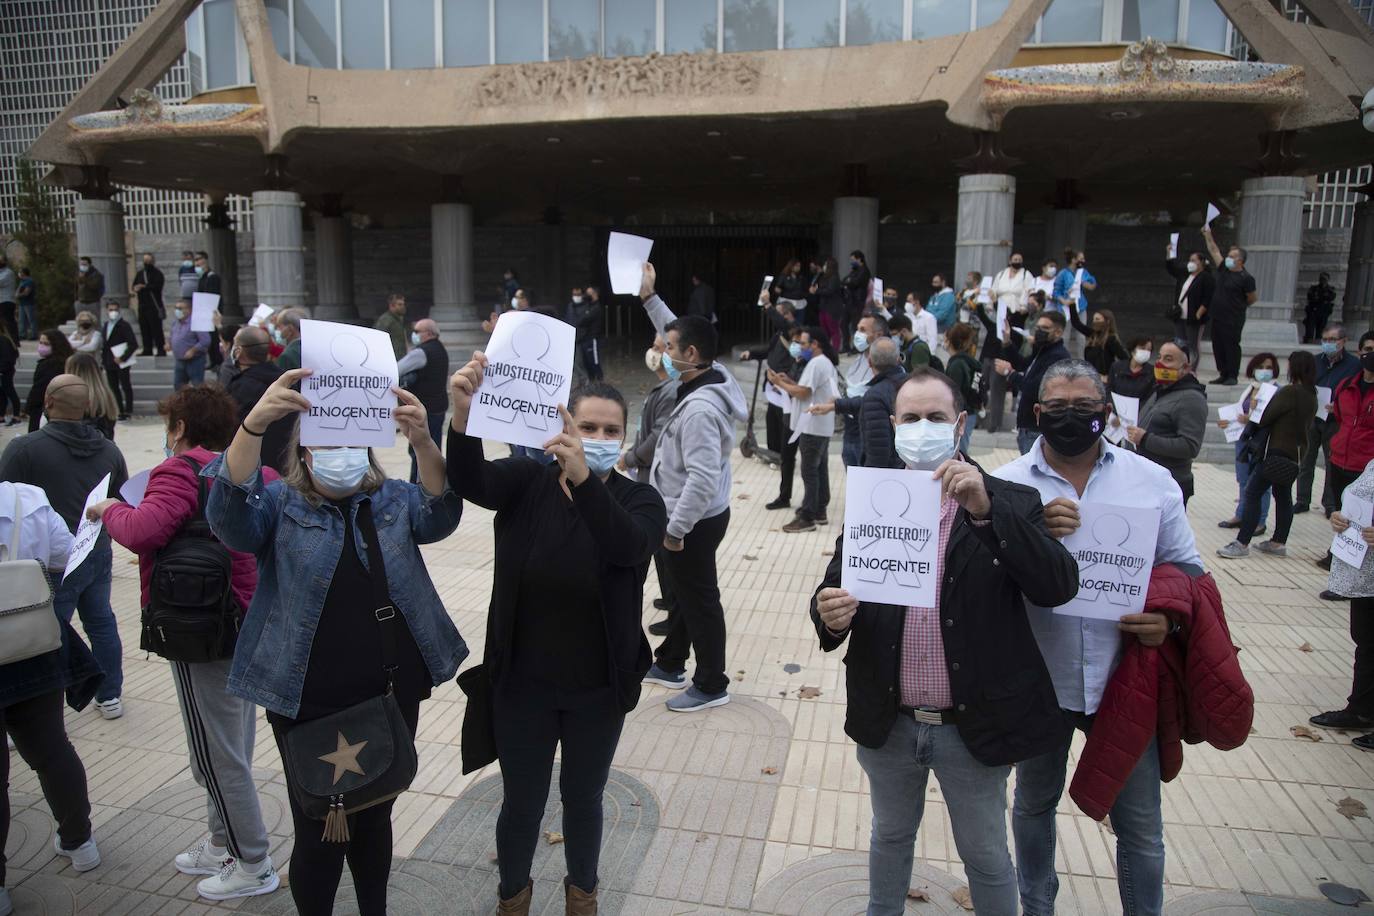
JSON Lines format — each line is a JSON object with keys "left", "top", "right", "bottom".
{"left": 1298, "top": 642, "right": 1314, "bottom": 653}
{"left": 821, "top": 550, "right": 834, "bottom": 557}
{"left": 906, "top": 887, "right": 930, "bottom": 901}
{"left": 952, "top": 886, "right": 974, "bottom": 910}
{"left": 798, "top": 686, "right": 822, "bottom": 699}
{"left": 743, "top": 555, "right": 758, "bottom": 561}
{"left": 761, "top": 766, "right": 779, "bottom": 775}
{"left": 543, "top": 831, "right": 564, "bottom": 845}
{"left": 1290, "top": 725, "right": 1323, "bottom": 742}
{"left": 1336, "top": 796, "right": 1369, "bottom": 819}
{"left": 489, "top": 853, "right": 499, "bottom": 864}
{"left": 1250, "top": 726, "right": 1259, "bottom": 735}
{"left": 737, "top": 493, "right": 751, "bottom": 499}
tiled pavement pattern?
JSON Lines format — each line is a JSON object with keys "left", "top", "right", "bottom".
{"left": 3, "top": 402, "right": 1374, "bottom": 915}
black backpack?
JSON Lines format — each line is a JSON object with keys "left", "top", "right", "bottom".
{"left": 141, "top": 455, "right": 239, "bottom": 663}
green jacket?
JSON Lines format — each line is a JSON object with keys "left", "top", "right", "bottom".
{"left": 275, "top": 338, "right": 302, "bottom": 371}
{"left": 374, "top": 311, "right": 407, "bottom": 360}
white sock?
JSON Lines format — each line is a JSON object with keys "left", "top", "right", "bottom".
{"left": 238, "top": 857, "right": 270, "bottom": 877}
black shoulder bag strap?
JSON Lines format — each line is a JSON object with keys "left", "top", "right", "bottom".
{"left": 354, "top": 499, "right": 399, "bottom": 692}
{"left": 176, "top": 454, "right": 207, "bottom": 518}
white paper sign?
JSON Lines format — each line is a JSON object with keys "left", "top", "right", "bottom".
{"left": 119, "top": 469, "right": 151, "bottom": 508}
{"left": 977, "top": 276, "right": 993, "bottom": 305}
{"left": 764, "top": 379, "right": 787, "bottom": 409}
{"left": 467, "top": 310, "right": 576, "bottom": 450}
{"left": 607, "top": 232, "right": 653, "bottom": 295}
{"left": 758, "top": 275, "right": 774, "bottom": 306}
{"left": 1033, "top": 275, "right": 1056, "bottom": 302}
{"left": 871, "top": 277, "right": 883, "bottom": 305}
{"left": 1332, "top": 492, "right": 1374, "bottom": 569}
{"left": 1111, "top": 394, "right": 1140, "bottom": 429}
{"left": 1169, "top": 232, "right": 1180, "bottom": 259}
{"left": 250, "top": 303, "right": 274, "bottom": 326}
{"left": 65, "top": 473, "right": 112, "bottom": 580}
{"left": 1205, "top": 203, "right": 1221, "bottom": 226}
{"left": 840, "top": 467, "right": 942, "bottom": 607}
{"left": 1316, "top": 385, "right": 1333, "bottom": 422}
{"left": 1104, "top": 416, "right": 1127, "bottom": 445}
{"left": 110, "top": 342, "right": 128, "bottom": 359}
{"left": 1248, "top": 382, "right": 1279, "bottom": 423}
{"left": 996, "top": 300, "right": 1009, "bottom": 343}
{"left": 1057, "top": 502, "right": 1161, "bottom": 620}
{"left": 1070, "top": 268, "right": 1085, "bottom": 308}
{"left": 1218, "top": 402, "right": 1245, "bottom": 443}
{"left": 299, "top": 319, "right": 398, "bottom": 448}
{"left": 190, "top": 292, "right": 219, "bottom": 332}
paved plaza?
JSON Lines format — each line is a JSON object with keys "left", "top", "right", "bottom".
{"left": 3, "top": 383, "right": 1373, "bottom": 915}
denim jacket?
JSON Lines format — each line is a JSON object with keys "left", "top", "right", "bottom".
{"left": 202, "top": 454, "right": 468, "bottom": 718}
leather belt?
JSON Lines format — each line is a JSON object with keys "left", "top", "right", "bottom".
{"left": 899, "top": 705, "right": 958, "bottom": 726}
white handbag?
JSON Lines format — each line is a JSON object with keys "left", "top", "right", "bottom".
{"left": 0, "top": 486, "right": 62, "bottom": 666}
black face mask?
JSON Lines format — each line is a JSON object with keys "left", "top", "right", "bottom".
{"left": 1033, "top": 328, "right": 1051, "bottom": 346}
{"left": 1011, "top": 261, "right": 1023, "bottom": 269}
{"left": 1038, "top": 409, "right": 1107, "bottom": 457}
{"left": 1362, "top": 352, "right": 1374, "bottom": 373}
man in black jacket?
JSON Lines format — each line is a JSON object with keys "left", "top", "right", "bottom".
{"left": 224, "top": 326, "right": 291, "bottom": 474}
{"left": 100, "top": 299, "right": 138, "bottom": 419}
{"left": 996, "top": 310, "right": 1071, "bottom": 455}
{"left": 687, "top": 274, "right": 716, "bottom": 323}
{"left": 397, "top": 318, "right": 450, "bottom": 483}
{"left": 856, "top": 337, "right": 906, "bottom": 468}
{"left": 132, "top": 253, "right": 166, "bottom": 356}
{"left": 810, "top": 369, "right": 1077, "bottom": 916}
{"left": 567, "top": 285, "right": 606, "bottom": 381}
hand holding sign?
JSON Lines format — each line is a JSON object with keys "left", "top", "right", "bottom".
{"left": 464, "top": 311, "right": 576, "bottom": 450}
{"left": 543, "top": 405, "right": 589, "bottom": 486}
{"left": 392, "top": 386, "right": 436, "bottom": 452}
{"left": 65, "top": 473, "right": 112, "bottom": 581}
{"left": 449, "top": 352, "right": 487, "bottom": 433}
{"left": 1043, "top": 496, "right": 1081, "bottom": 540}
{"left": 815, "top": 587, "right": 860, "bottom": 634}
{"left": 608, "top": 232, "right": 654, "bottom": 295}
{"left": 244, "top": 368, "right": 313, "bottom": 434}
{"left": 933, "top": 458, "right": 990, "bottom": 519}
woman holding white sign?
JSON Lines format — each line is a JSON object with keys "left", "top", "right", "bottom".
{"left": 1216, "top": 353, "right": 1279, "bottom": 534}
{"left": 446, "top": 361, "right": 667, "bottom": 915}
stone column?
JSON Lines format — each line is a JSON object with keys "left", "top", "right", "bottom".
{"left": 954, "top": 174, "right": 1015, "bottom": 287}
{"left": 206, "top": 198, "right": 241, "bottom": 317}
{"left": 313, "top": 214, "right": 356, "bottom": 321}
{"left": 1236, "top": 175, "right": 1305, "bottom": 347}
{"left": 1343, "top": 197, "right": 1374, "bottom": 331}
{"left": 74, "top": 198, "right": 128, "bottom": 317}
{"left": 251, "top": 190, "right": 305, "bottom": 310}
{"left": 431, "top": 202, "right": 474, "bottom": 323}
{"left": 832, "top": 197, "right": 880, "bottom": 273}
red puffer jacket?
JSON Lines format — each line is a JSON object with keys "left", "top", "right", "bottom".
{"left": 1330, "top": 374, "right": 1374, "bottom": 473}
{"left": 1069, "top": 564, "right": 1253, "bottom": 821}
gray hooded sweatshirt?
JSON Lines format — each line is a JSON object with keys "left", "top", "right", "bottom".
{"left": 643, "top": 295, "right": 748, "bottom": 539}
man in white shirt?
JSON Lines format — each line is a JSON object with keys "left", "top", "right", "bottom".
{"left": 768, "top": 330, "right": 837, "bottom": 533}
{"left": 992, "top": 359, "right": 1203, "bottom": 916}
{"left": 905, "top": 293, "right": 939, "bottom": 348}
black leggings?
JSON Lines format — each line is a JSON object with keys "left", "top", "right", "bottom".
{"left": 492, "top": 681, "right": 624, "bottom": 900}
{"left": 269, "top": 699, "right": 420, "bottom": 916}
{"left": 1350, "top": 597, "right": 1374, "bottom": 719}
{"left": 1, "top": 689, "right": 93, "bottom": 887}
{"left": 1238, "top": 461, "right": 1294, "bottom": 545}
{"left": 0, "top": 370, "right": 19, "bottom": 416}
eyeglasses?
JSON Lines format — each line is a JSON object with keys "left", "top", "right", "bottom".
{"left": 1322, "top": 336, "right": 1344, "bottom": 344}
{"left": 1040, "top": 400, "right": 1105, "bottom": 416}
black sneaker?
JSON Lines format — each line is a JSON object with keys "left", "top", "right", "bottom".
{"left": 815, "top": 515, "right": 829, "bottom": 525}
{"left": 1354, "top": 733, "right": 1374, "bottom": 752}
{"left": 1217, "top": 518, "right": 1242, "bottom": 529}
{"left": 1309, "top": 709, "right": 1374, "bottom": 730}
{"left": 1316, "top": 554, "right": 1332, "bottom": 571}
{"left": 765, "top": 497, "right": 791, "bottom": 511}
{"left": 1293, "top": 504, "right": 1310, "bottom": 514}
{"left": 782, "top": 516, "right": 816, "bottom": 533}
{"left": 648, "top": 619, "right": 672, "bottom": 637}
{"left": 652, "top": 598, "right": 671, "bottom": 611}
{"left": 1320, "top": 589, "right": 1344, "bottom": 601}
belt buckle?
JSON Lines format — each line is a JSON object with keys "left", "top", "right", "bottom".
{"left": 375, "top": 606, "right": 396, "bottom": 621}
{"left": 910, "top": 707, "right": 944, "bottom": 726}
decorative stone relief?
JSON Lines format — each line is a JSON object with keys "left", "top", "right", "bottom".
{"left": 475, "top": 52, "right": 761, "bottom": 107}
{"left": 1117, "top": 38, "right": 1178, "bottom": 79}
{"left": 123, "top": 88, "right": 165, "bottom": 123}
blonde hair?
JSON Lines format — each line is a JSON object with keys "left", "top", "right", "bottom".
{"left": 281, "top": 417, "right": 387, "bottom": 507}
{"left": 64, "top": 352, "right": 118, "bottom": 422}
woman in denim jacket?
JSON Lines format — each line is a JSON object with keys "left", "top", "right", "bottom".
{"left": 203, "top": 368, "right": 467, "bottom": 916}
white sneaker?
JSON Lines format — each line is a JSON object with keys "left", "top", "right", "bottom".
{"left": 175, "top": 836, "right": 231, "bottom": 876}
{"left": 52, "top": 835, "right": 100, "bottom": 872}
{"left": 196, "top": 859, "right": 280, "bottom": 901}
{"left": 95, "top": 698, "right": 123, "bottom": 720}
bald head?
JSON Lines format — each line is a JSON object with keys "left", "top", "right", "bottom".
{"left": 869, "top": 336, "right": 900, "bottom": 371}
{"left": 234, "top": 326, "right": 271, "bottom": 365}
{"left": 414, "top": 318, "right": 439, "bottom": 342}
{"left": 44, "top": 374, "right": 90, "bottom": 420}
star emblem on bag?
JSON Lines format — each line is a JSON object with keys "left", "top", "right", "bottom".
{"left": 319, "top": 731, "right": 368, "bottom": 785}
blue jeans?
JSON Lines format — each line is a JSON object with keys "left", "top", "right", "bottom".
{"left": 857, "top": 714, "right": 1018, "bottom": 916}
{"left": 174, "top": 354, "right": 206, "bottom": 389}
{"left": 1234, "top": 442, "right": 1270, "bottom": 525}
{"left": 1017, "top": 427, "right": 1040, "bottom": 455}
{"left": 17, "top": 301, "right": 37, "bottom": 339}
{"left": 1013, "top": 712, "right": 1164, "bottom": 916}
{"left": 53, "top": 545, "right": 122, "bottom": 702}
{"left": 841, "top": 420, "right": 862, "bottom": 468}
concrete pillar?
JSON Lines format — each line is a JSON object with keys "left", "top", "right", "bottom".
{"left": 251, "top": 190, "right": 305, "bottom": 310}
{"left": 1237, "top": 175, "right": 1305, "bottom": 346}
{"left": 832, "top": 196, "right": 880, "bottom": 274}
{"left": 74, "top": 198, "right": 128, "bottom": 317}
{"left": 954, "top": 174, "right": 1015, "bottom": 287}
{"left": 313, "top": 215, "right": 356, "bottom": 321}
{"left": 1343, "top": 198, "right": 1374, "bottom": 331}
{"left": 431, "top": 202, "right": 474, "bottom": 323}
{"left": 1043, "top": 208, "right": 1087, "bottom": 265}
{"left": 206, "top": 225, "right": 240, "bottom": 317}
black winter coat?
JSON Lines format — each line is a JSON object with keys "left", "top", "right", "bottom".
{"left": 100, "top": 319, "right": 138, "bottom": 372}
{"left": 810, "top": 469, "right": 1077, "bottom": 764}
{"left": 856, "top": 365, "right": 907, "bottom": 469}
{"left": 1165, "top": 260, "right": 1214, "bottom": 325}
{"left": 1005, "top": 339, "right": 1072, "bottom": 430}
{"left": 224, "top": 361, "right": 293, "bottom": 473}
{"left": 25, "top": 357, "right": 63, "bottom": 432}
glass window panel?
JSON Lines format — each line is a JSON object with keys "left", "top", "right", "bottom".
{"left": 265, "top": 0, "right": 291, "bottom": 60}
{"left": 341, "top": 0, "right": 385, "bottom": 67}
{"left": 784, "top": 0, "right": 838, "bottom": 48}
{"left": 846, "top": 0, "right": 903, "bottom": 44}
{"left": 1039, "top": 0, "right": 1103, "bottom": 40}
{"left": 444, "top": 0, "right": 490, "bottom": 65}
{"left": 550, "top": 0, "right": 599, "bottom": 59}
{"left": 605, "top": 0, "right": 656, "bottom": 56}
{"left": 913, "top": 0, "right": 971, "bottom": 38}
{"left": 391, "top": 0, "right": 436, "bottom": 67}
{"left": 724, "top": 0, "right": 779, "bottom": 50}
{"left": 1187, "top": 0, "right": 1229, "bottom": 48}
{"left": 1121, "top": 0, "right": 1178, "bottom": 41}
{"left": 295, "top": 0, "right": 338, "bottom": 67}
{"left": 204, "top": 0, "right": 239, "bottom": 87}
{"left": 666, "top": 0, "right": 717, "bottom": 52}
{"left": 497, "top": 0, "right": 543, "bottom": 62}
{"left": 976, "top": 0, "right": 1011, "bottom": 27}
{"left": 186, "top": 6, "right": 206, "bottom": 92}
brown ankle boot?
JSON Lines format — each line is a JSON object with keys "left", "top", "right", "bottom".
{"left": 565, "top": 879, "right": 598, "bottom": 915}
{"left": 498, "top": 881, "right": 532, "bottom": 915}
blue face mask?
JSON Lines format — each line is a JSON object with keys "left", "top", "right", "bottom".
{"left": 1254, "top": 369, "right": 1274, "bottom": 383}
{"left": 308, "top": 447, "right": 371, "bottom": 493}
{"left": 1224, "top": 256, "right": 1236, "bottom": 270}
{"left": 894, "top": 419, "right": 959, "bottom": 469}
{"left": 662, "top": 352, "right": 682, "bottom": 382}
{"left": 272, "top": 328, "right": 285, "bottom": 346}
{"left": 410, "top": 331, "right": 421, "bottom": 346}
{"left": 853, "top": 332, "right": 870, "bottom": 353}
{"left": 1322, "top": 341, "right": 1340, "bottom": 356}
{"left": 788, "top": 342, "right": 803, "bottom": 360}
{"left": 581, "top": 438, "right": 622, "bottom": 477}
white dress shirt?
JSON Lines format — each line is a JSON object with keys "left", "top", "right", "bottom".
{"left": 911, "top": 308, "right": 938, "bottom": 346}
{"left": 992, "top": 439, "right": 1203, "bottom": 714}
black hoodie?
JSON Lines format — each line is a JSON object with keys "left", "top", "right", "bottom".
{"left": 0, "top": 420, "right": 127, "bottom": 545}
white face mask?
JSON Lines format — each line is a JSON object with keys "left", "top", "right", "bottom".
{"left": 1186, "top": 261, "right": 1199, "bottom": 274}
{"left": 894, "top": 419, "right": 960, "bottom": 469}
{"left": 511, "top": 296, "right": 520, "bottom": 309}
{"left": 1133, "top": 349, "right": 1152, "bottom": 365}
{"left": 572, "top": 295, "right": 583, "bottom": 304}
{"left": 645, "top": 347, "right": 663, "bottom": 372}
{"left": 1045, "top": 266, "right": 1058, "bottom": 278}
